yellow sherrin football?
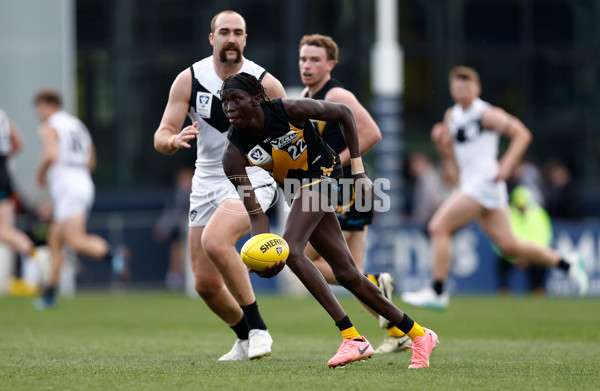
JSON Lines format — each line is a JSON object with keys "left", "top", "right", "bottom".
{"left": 240, "top": 233, "right": 289, "bottom": 271}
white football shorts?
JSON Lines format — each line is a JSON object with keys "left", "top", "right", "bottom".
{"left": 460, "top": 177, "right": 508, "bottom": 210}
{"left": 188, "top": 167, "right": 276, "bottom": 227}
{"left": 49, "top": 173, "right": 95, "bottom": 222}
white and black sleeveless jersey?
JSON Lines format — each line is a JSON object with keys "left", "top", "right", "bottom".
{"left": 0, "top": 109, "right": 12, "bottom": 157}
{"left": 46, "top": 110, "right": 93, "bottom": 185}
{"left": 188, "top": 56, "right": 266, "bottom": 175}
{"left": 448, "top": 98, "right": 499, "bottom": 185}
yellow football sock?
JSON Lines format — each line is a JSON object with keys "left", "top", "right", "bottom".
{"left": 341, "top": 326, "right": 361, "bottom": 340}
{"left": 406, "top": 322, "right": 426, "bottom": 340}
{"left": 387, "top": 326, "right": 406, "bottom": 338}
{"left": 366, "top": 274, "right": 378, "bottom": 286}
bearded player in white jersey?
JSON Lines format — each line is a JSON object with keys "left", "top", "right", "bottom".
{"left": 153, "top": 11, "right": 286, "bottom": 361}
{"left": 33, "top": 89, "right": 128, "bottom": 310}
{"left": 402, "top": 66, "right": 588, "bottom": 310}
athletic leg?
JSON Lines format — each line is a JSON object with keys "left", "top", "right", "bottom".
{"left": 194, "top": 199, "right": 272, "bottom": 360}
{"left": 308, "top": 211, "right": 406, "bottom": 325}
{"left": 478, "top": 208, "right": 560, "bottom": 265}
{"left": 189, "top": 225, "right": 244, "bottom": 326}
{"left": 0, "top": 200, "right": 33, "bottom": 255}
{"left": 34, "top": 219, "right": 64, "bottom": 309}
{"left": 479, "top": 208, "right": 588, "bottom": 296}
{"left": 282, "top": 189, "right": 348, "bottom": 322}
{"left": 201, "top": 199, "right": 259, "bottom": 306}
{"left": 402, "top": 190, "right": 483, "bottom": 309}
{"left": 428, "top": 191, "right": 484, "bottom": 281}
{"left": 308, "top": 210, "right": 437, "bottom": 368}
{"left": 61, "top": 214, "right": 110, "bottom": 259}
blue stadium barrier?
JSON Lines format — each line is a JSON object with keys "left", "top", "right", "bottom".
{"left": 364, "top": 220, "right": 600, "bottom": 297}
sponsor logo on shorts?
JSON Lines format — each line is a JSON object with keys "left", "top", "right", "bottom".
{"left": 189, "top": 209, "right": 198, "bottom": 221}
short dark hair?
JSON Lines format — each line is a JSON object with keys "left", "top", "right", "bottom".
{"left": 33, "top": 89, "right": 62, "bottom": 107}
{"left": 211, "top": 10, "right": 246, "bottom": 34}
{"left": 299, "top": 34, "right": 339, "bottom": 63}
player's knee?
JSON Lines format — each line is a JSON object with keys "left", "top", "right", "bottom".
{"left": 497, "top": 240, "right": 519, "bottom": 259}
{"left": 428, "top": 219, "right": 445, "bottom": 237}
{"left": 194, "top": 275, "right": 221, "bottom": 299}
{"left": 333, "top": 264, "right": 362, "bottom": 289}
{"left": 201, "top": 234, "right": 226, "bottom": 261}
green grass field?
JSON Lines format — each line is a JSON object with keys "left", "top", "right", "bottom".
{"left": 1, "top": 292, "right": 599, "bottom": 391}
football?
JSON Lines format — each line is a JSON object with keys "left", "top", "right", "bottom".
{"left": 240, "top": 233, "right": 289, "bottom": 271}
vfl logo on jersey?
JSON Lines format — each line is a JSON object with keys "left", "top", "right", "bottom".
{"left": 196, "top": 92, "right": 213, "bottom": 119}
{"left": 270, "top": 130, "right": 298, "bottom": 150}
{"left": 454, "top": 120, "right": 481, "bottom": 143}
{"left": 248, "top": 145, "right": 273, "bottom": 166}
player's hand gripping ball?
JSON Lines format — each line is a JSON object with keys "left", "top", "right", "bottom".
{"left": 240, "top": 233, "right": 289, "bottom": 272}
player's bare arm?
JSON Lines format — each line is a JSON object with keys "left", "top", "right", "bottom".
{"left": 481, "top": 106, "right": 532, "bottom": 182}
{"left": 283, "top": 98, "right": 373, "bottom": 196}
{"left": 88, "top": 143, "right": 97, "bottom": 172}
{"left": 8, "top": 120, "right": 24, "bottom": 157}
{"left": 36, "top": 124, "right": 59, "bottom": 188}
{"left": 222, "top": 140, "right": 270, "bottom": 235}
{"left": 154, "top": 69, "right": 199, "bottom": 155}
{"left": 261, "top": 73, "right": 287, "bottom": 99}
{"left": 431, "top": 108, "right": 459, "bottom": 187}
{"left": 283, "top": 99, "right": 360, "bottom": 156}
{"left": 325, "top": 87, "right": 382, "bottom": 166}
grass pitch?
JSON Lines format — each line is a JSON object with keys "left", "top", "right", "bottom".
{"left": 1, "top": 292, "right": 599, "bottom": 391}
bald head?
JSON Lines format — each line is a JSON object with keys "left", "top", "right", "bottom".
{"left": 211, "top": 10, "right": 246, "bottom": 34}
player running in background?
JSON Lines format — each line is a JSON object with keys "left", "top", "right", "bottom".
{"left": 298, "top": 34, "right": 409, "bottom": 354}
{"left": 221, "top": 72, "right": 438, "bottom": 369}
{"left": 0, "top": 109, "right": 34, "bottom": 255}
{"left": 153, "top": 11, "right": 286, "bottom": 361}
{"left": 401, "top": 66, "right": 589, "bottom": 310}
{"left": 33, "top": 90, "right": 128, "bottom": 309}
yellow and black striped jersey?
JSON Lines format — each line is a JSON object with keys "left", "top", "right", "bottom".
{"left": 227, "top": 99, "right": 340, "bottom": 185}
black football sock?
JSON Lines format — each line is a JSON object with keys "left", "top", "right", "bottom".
{"left": 335, "top": 315, "right": 362, "bottom": 340}
{"left": 42, "top": 285, "right": 57, "bottom": 299}
{"left": 433, "top": 280, "right": 445, "bottom": 295}
{"left": 102, "top": 248, "right": 114, "bottom": 263}
{"left": 241, "top": 301, "right": 267, "bottom": 330}
{"left": 557, "top": 259, "right": 570, "bottom": 272}
{"left": 230, "top": 317, "right": 250, "bottom": 340}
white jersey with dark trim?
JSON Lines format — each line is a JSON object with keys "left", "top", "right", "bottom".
{"left": 188, "top": 56, "right": 267, "bottom": 176}
{"left": 46, "top": 110, "right": 93, "bottom": 187}
{"left": 448, "top": 98, "right": 499, "bottom": 185}
{"left": 0, "top": 110, "right": 12, "bottom": 156}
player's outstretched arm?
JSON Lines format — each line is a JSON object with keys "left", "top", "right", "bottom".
{"left": 222, "top": 140, "right": 270, "bottom": 236}
{"left": 154, "top": 69, "right": 199, "bottom": 155}
{"left": 481, "top": 106, "right": 532, "bottom": 182}
{"left": 283, "top": 98, "right": 373, "bottom": 198}
{"left": 326, "top": 88, "right": 382, "bottom": 166}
